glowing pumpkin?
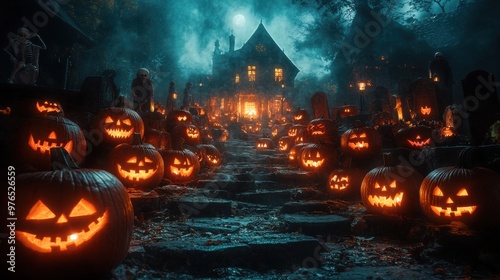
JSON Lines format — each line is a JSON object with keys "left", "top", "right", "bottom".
{"left": 256, "top": 137, "right": 274, "bottom": 151}
{"left": 340, "top": 120, "right": 382, "bottom": 158}
{"left": 172, "top": 123, "right": 201, "bottom": 146}
{"left": 420, "top": 106, "right": 432, "bottom": 116}
{"left": 327, "top": 157, "right": 366, "bottom": 198}
{"left": 339, "top": 105, "right": 360, "bottom": 118}
{"left": 307, "top": 117, "right": 338, "bottom": 144}
{"left": 288, "top": 143, "right": 308, "bottom": 166}
{"left": 94, "top": 107, "right": 145, "bottom": 147}
{"left": 361, "top": 153, "right": 423, "bottom": 216}
{"left": 16, "top": 115, "right": 87, "bottom": 170}
{"left": 299, "top": 143, "right": 337, "bottom": 172}
{"left": 395, "top": 125, "right": 432, "bottom": 150}
{"left": 278, "top": 136, "right": 295, "bottom": 152}
{"left": 15, "top": 148, "right": 133, "bottom": 279}
{"left": 292, "top": 109, "right": 310, "bottom": 125}
{"left": 166, "top": 109, "right": 193, "bottom": 132}
{"left": 35, "top": 100, "right": 64, "bottom": 115}
{"left": 160, "top": 145, "right": 200, "bottom": 183}
{"left": 107, "top": 133, "right": 164, "bottom": 190}
{"left": 197, "top": 144, "right": 222, "bottom": 168}
{"left": 287, "top": 124, "right": 307, "bottom": 138}
{"left": 419, "top": 147, "right": 500, "bottom": 228}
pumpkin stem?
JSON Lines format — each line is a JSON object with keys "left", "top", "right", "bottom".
{"left": 132, "top": 132, "right": 142, "bottom": 145}
{"left": 50, "top": 147, "right": 79, "bottom": 171}
{"left": 457, "top": 146, "right": 479, "bottom": 169}
{"left": 382, "top": 153, "right": 396, "bottom": 167}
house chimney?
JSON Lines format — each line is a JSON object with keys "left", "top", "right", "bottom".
{"left": 229, "top": 33, "right": 235, "bottom": 52}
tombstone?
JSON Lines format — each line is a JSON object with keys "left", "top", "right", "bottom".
{"left": 461, "top": 70, "right": 500, "bottom": 145}
{"left": 411, "top": 78, "right": 440, "bottom": 122}
{"left": 369, "top": 86, "right": 391, "bottom": 116}
{"left": 311, "top": 92, "right": 330, "bottom": 119}
{"left": 79, "top": 76, "right": 117, "bottom": 114}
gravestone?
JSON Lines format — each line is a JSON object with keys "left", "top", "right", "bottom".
{"left": 311, "top": 91, "right": 330, "bottom": 119}
{"left": 461, "top": 70, "right": 500, "bottom": 145}
{"left": 411, "top": 77, "right": 440, "bottom": 121}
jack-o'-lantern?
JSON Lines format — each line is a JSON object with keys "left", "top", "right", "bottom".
{"left": 361, "top": 153, "right": 423, "bottom": 216}
{"left": 17, "top": 115, "right": 87, "bottom": 170}
{"left": 288, "top": 143, "right": 308, "bottom": 166}
{"left": 94, "top": 107, "right": 145, "bottom": 147}
{"left": 271, "top": 124, "right": 291, "bottom": 141}
{"left": 160, "top": 144, "right": 200, "bottom": 183}
{"left": 327, "top": 157, "right": 366, "bottom": 198}
{"left": 292, "top": 109, "right": 310, "bottom": 125}
{"left": 419, "top": 147, "right": 500, "bottom": 228}
{"left": 172, "top": 123, "right": 201, "bottom": 146}
{"left": 278, "top": 136, "right": 295, "bottom": 152}
{"left": 197, "top": 144, "right": 222, "bottom": 168}
{"left": 166, "top": 109, "right": 193, "bottom": 132}
{"left": 108, "top": 133, "right": 164, "bottom": 190}
{"left": 299, "top": 143, "right": 337, "bottom": 172}
{"left": 288, "top": 124, "right": 307, "bottom": 138}
{"left": 339, "top": 105, "right": 360, "bottom": 118}
{"left": 340, "top": 120, "right": 382, "bottom": 158}
{"left": 143, "top": 129, "right": 172, "bottom": 151}
{"left": 420, "top": 106, "right": 432, "bottom": 116}
{"left": 256, "top": 137, "right": 274, "bottom": 151}
{"left": 395, "top": 125, "right": 432, "bottom": 150}
{"left": 35, "top": 100, "right": 64, "bottom": 115}
{"left": 307, "top": 117, "right": 338, "bottom": 144}
{"left": 15, "top": 148, "right": 133, "bottom": 279}
{"left": 201, "top": 127, "right": 214, "bottom": 143}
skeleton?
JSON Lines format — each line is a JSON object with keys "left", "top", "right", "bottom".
{"left": 4, "top": 28, "right": 46, "bottom": 85}
{"left": 131, "top": 68, "right": 154, "bottom": 113}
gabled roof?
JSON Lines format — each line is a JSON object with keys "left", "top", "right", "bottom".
{"left": 235, "top": 22, "right": 300, "bottom": 74}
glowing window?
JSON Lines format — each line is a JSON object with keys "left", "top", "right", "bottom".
{"left": 248, "top": 66, "right": 256, "bottom": 82}
{"left": 235, "top": 74, "right": 240, "bottom": 84}
{"left": 275, "top": 68, "right": 283, "bottom": 82}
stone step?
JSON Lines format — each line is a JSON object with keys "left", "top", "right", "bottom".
{"left": 138, "top": 233, "right": 323, "bottom": 274}
{"left": 281, "top": 214, "right": 351, "bottom": 236}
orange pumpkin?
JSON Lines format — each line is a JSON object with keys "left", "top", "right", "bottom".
{"left": 340, "top": 120, "right": 382, "bottom": 158}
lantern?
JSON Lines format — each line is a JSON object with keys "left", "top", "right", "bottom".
{"left": 34, "top": 100, "right": 64, "bottom": 116}
{"left": 16, "top": 115, "right": 87, "bottom": 170}
{"left": 361, "top": 153, "right": 423, "bottom": 216}
{"left": 340, "top": 120, "right": 382, "bottom": 158}
{"left": 327, "top": 157, "right": 366, "bottom": 198}
{"left": 292, "top": 109, "right": 310, "bottom": 125}
{"left": 307, "top": 117, "right": 338, "bottom": 144}
{"left": 288, "top": 143, "right": 308, "bottom": 166}
{"left": 277, "top": 136, "right": 295, "bottom": 152}
{"left": 107, "top": 133, "right": 164, "bottom": 190}
{"left": 197, "top": 144, "right": 222, "bottom": 168}
{"left": 339, "top": 105, "right": 360, "bottom": 118}
{"left": 299, "top": 143, "right": 338, "bottom": 172}
{"left": 419, "top": 147, "right": 500, "bottom": 228}
{"left": 160, "top": 143, "right": 200, "bottom": 183}
{"left": 172, "top": 123, "right": 201, "bottom": 146}
{"left": 256, "top": 137, "right": 274, "bottom": 151}
{"left": 15, "top": 148, "right": 133, "bottom": 279}
{"left": 395, "top": 125, "right": 432, "bottom": 150}
{"left": 94, "top": 107, "right": 145, "bottom": 147}
{"left": 166, "top": 109, "right": 193, "bottom": 132}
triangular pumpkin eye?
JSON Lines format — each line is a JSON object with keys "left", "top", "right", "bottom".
{"left": 433, "top": 187, "right": 444, "bottom": 196}
{"left": 349, "top": 134, "right": 358, "bottom": 139}
{"left": 127, "top": 157, "right": 137, "bottom": 163}
{"left": 26, "top": 200, "right": 56, "bottom": 220}
{"left": 69, "top": 198, "right": 97, "bottom": 217}
{"left": 122, "top": 118, "right": 132, "bottom": 126}
{"left": 457, "top": 188, "right": 469, "bottom": 196}
{"left": 359, "top": 133, "right": 367, "bottom": 138}
{"left": 374, "top": 183, "right": 381, "bottom": 189}
{"left": 105, "top": 116, "right": 114, "bottom": 124}
{"left": 390, "top": 181, "right": 397, "bottom": 188}
{"left": 144, "top": 157, "right": 153, "bottom": 163}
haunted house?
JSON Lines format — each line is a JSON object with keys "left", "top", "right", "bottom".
{"left": 210, "top": 22, "right": 299, "bottom": 122}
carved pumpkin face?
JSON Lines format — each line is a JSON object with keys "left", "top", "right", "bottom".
{"left": 108, "top": 133, "right": 164, "bottom": 190}
{"left": 166, "top": 109, "right": 193, "bottom": 131}
{"left": 339, "top": 105, "right": 359, "bottom": 118}
{"left": 420, "top": 106, "right": 431, "bottom": 115}
{"left": 307, "top": 118, "right": 336, "bottom": 144}
{"left": 256, "top": 138, "right": 274, "bottom": 151}
{"left": 341, "top": 121, "right": 382, "bottom": 158}
{"left": 278, "top": 136, "right": 294, "bottom": 152}
{"left": 288, "top": 143, "right": 308, "bottom": 165}
{"left": 288, "top": 125, "right": 305, "bottom": 137}
{"left": 418, "top": 148, "right": 500, "bottom": 227}
{"left": 396, "top": 125, "right": 432, "bottom": 150}
{"left": 95, "top": 107, "right": 144, "bottom": 146}
{"left": 173, "top": 124, "right": 201, "bottom": 146}
{"left": 17, "top": 115, "right": 87, "bottom": 170}
{"left": 160, "top": 148, "right": 200, "bottom": 183}
{"left": 35, "top": 100, "right": 64, "bottom": 115}
{"left": 299, "top": 143, "right": 337, "bottom": 172}
{"left": 361, "top": 153, "right": 423, "bottom": 216}
{"left": 327, "top": 166, "right": 365, "bottom": 198}
{"left": 15, "top": 148, "right": 133, "bottom": 278}
{"left": 197, "top": 144, "right": 222, "bottom": 168}
{"left": 292, "top": 109, "right": 310, "bottom": 125}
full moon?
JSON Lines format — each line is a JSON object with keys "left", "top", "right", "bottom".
{"left": 232, "top": 14, "right": 245, "bottom": 27}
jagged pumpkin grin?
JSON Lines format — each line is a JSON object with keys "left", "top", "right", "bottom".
{"left": 28, "top": 132, "right": 73, "bottom": 154}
